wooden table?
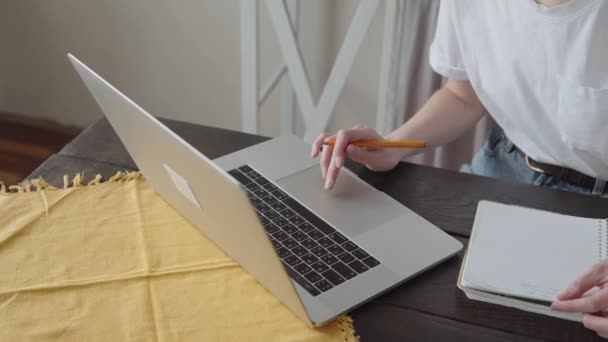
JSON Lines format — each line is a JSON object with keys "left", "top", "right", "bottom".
{"left": 29, "top": 117, "right": 608, "bottom": 341}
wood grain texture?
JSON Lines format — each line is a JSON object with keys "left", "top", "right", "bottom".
{"left": 352, "top": 302, "right": 542, "bottom": 342}
{"left": 0, "top": 114, "right": 78, "bottom": 184}
{"left": 36, "top": 117, "right": 608, "bottom": 341}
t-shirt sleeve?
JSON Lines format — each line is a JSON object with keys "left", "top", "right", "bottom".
{"left": 429, "top": 0, "right": 469, "bottom": 80}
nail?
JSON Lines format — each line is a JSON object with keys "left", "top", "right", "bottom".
{"left": 336, "top": 157, "right": 344, "bottom": 168}
{"left": 325, "top": 178, "right": 332, "bottom": 190}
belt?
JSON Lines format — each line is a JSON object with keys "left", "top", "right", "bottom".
{"left": 521, "top": 152, "right": 598, "bottom": 190}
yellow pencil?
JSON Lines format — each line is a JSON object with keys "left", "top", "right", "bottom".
{"left": 323, "top": 140, "right": 426, "bottom": 148}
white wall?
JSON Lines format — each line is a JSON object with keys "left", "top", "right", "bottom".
{"left": 0, "top": 1, "right": 387, "bottom": 137}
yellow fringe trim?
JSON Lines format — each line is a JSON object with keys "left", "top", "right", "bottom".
{"left": 336, "top": 315, "right": 359, "bottom": 342}
{"left": 0, "top": 171, "right": 360, "bottom": 340}
{"left": 0, "top": 171, "right": 145, "bottom": 196}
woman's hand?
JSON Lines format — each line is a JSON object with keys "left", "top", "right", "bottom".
{"left": 552, "top": 260, "right": 608, "bottom": 338}
{"left": 311, "top": 125, "right": 403, "bottom": 190}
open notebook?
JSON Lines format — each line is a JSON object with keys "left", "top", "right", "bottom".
{"left": 458, "top": 201, "right": 608, "bottom": 322}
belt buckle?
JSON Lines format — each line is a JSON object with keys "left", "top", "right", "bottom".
{"left": 525, "top": 155, "right": 545, "bottom": 174}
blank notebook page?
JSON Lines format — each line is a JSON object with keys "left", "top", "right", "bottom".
{"left": 462, "top": 201, "right": 601, "bottom": 302}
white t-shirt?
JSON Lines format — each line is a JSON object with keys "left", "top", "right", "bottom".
{"left": 429, "top": 0, "right": 608, "bottom": 180}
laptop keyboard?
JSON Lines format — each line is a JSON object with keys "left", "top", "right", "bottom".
{"left": 228, "top": 165, "right": 381, "bottom": 297}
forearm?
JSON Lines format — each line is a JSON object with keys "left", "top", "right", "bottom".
{"left": 387, "top": 80, "right": 486, "bottom": 158}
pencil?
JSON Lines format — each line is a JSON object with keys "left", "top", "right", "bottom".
{"left": 323, "top": 140, "right": 426, "bottom": 148}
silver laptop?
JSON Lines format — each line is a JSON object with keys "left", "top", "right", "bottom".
{"left": 68, "top": 53, "right": 463, "bottom": 327}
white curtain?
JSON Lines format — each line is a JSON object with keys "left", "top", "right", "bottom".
{"left": 382, "top": 0, "right": 493, "bottom": 171}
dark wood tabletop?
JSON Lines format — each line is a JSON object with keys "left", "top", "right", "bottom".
{"left": 29, "top": 117, "right": 608, "bottom": 341}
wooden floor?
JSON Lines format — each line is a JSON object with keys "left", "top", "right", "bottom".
{"left": 0, "top": 116, "right": 79, "bottom": 185}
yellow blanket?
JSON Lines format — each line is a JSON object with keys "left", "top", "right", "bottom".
{"left": 0, "top": 174, "right": 357, "bottom": 341}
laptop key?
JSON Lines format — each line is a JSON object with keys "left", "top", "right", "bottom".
{"left": 273, "top": 217, "right": 289, "bottom": 227}
{"left": 304, "top": 271, "right": 323, "bottom": 284}
{"left": 228, "top": 170, "right": 252, "bottom": 185}
{"left": 291, "top": 231, "right": 308, "bottom": 242}
{"left": 342, "top": 241, "right": 359, "bottom": 252}
{"left": 348, "top": 260, "right": 369, "bottom": 274}
{"left": 321, "top": 269, "right": 345, "bottom": 286}
{"left": 307, "top": 229, "right": 324, "bottom": 241}
{"left": 254, "top": 203, "right": 271, "bottom": 213}
{"left": 284, "top": 254, "right": 302, "bottom": 267}
{"left": 294, "top": 262, "right": 312, "bottom": 275}
{"left": 246, "top": 170, "right": 262, "bottom": 179}
{"left": 321, "top": 254, "right": 339, "bottom": 265}
{"left": 272, "top": 230, "right": 289, "bottom": 242}
{"left": 261, "top": 195, "right": 278, "bottom": 205}
{"left": 298, "top": 222, "right": 315, "bottom": 233}
{"left": 260, "top": 217, "right": 270, "bottom": 226}
{"left": 311, "top": 261, "right": 330, "bottom": 273}
{"left": 246, "top": 183, "right": 260, "bottom": 192}
{"left": 312, "top": 221, "right": 336, "bottom": 235}
{"left": 262, "top": 183, "right": 279, "bottom": 192}
{"left": 327, "top": 245, "right": 346, "bottom": 256}
{"left": 256, "top": 177, "right": 270, "bottom": 186}
{"left": 289, "top": 216, "right": 305, "bottom": 225}
{"left": 264, "top": 223, "right": 280, "bottom": 235}
{"left": 271, "top": 189, "right": 289, "bottom": 200}
{"left": 292, "top": 245, "right": 308, "bottom": 257}
{"left": 332, "top": 262, "right": 357, "bottom": 280}
{"left": 284, "top": 264, "right": 320, "bottom": 296}
{"left": 280, "top": 209, "right": 296, "bottom": 219}
{"left": 329, "top": 232, "right": 347, "bottom": 245}
{"left": 318, "top": 237, "right": 335, "bottom": 249}
{"left": 282, "top": 238, "right": 298, "bottom": 249}
{"left": 310, "top": 246, "right": 328, "bottom": 258}
{"left": 253, "top": 188, "right": 269, "bottom": 198}
{"left": 282, "top": 224, "right": 298, "bottom": 235}
{"left": 270, "top": 202, "right": 287, "bottom": 212}
{"left": 351, "top": 249, "right": 370, "bottom": 260}
{"left": 276, "top": 247, "right": 290, "bottom": 258}
{"left": 314, "top": 279, "right": 333, "bottom": 292}
{"left": 300, "top": 238, "right": 318, "bottom": 250}
{"left": 238, "top": 165, "right": 253, "bottom": 173}
{"left": 337, "top": 252, "right": 355, "bottom": 264}
{"left": 270, "top": 239, "right": 282, "bottom": 250}
{"left": 264, "top": 210, "right": 280, "bottom": 220}
{"left": 362, "top": 256, "right": 381, "bottom": 268}
{"left": 301, "top": 253, "right": 319, "bottom": 265}
{"left": 249, "top": 196, "right": 262, "bottom": 206}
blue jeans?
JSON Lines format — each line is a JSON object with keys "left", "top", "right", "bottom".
{"left": 460, "top": 128, "right": 608, "bottom": 198}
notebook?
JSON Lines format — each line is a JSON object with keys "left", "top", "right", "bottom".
{"left": 458, "top": 201, "right": 608, "bottom": 322}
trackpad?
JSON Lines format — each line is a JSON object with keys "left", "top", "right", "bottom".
{"left": 277, "top": 166, "right": 404, "bottom": 237}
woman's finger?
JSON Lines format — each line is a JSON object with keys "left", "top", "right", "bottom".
{"left": 559, "top": 262, "right": 608, "bottom": 300}
{"left": 553, "top": 287, "right": 608, "bottom": 313}
{"left": 325, "top": 130, "right": 351, "bottom": 189}
{"left": 312, "top": 133, "right": 331, "bottom": 158}
{"left": 583, "top": 314, "right": 608, "bottom": 337}
{"left": 320, "top": 135, "right": 335, "bottom": 179}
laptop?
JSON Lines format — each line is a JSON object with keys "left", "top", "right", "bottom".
{"left": 68, "top": 53, "right": 463, "bottom": 326}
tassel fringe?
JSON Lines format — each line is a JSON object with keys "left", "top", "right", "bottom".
{"left": 0, "top": 171, "right": 145, "bottom": 196}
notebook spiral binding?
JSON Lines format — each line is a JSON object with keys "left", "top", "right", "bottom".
{"left": 599, "top": 219, "right": 608, "bottom": 262}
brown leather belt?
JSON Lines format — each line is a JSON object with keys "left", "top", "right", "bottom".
{"left": 523, "top": 154, "right": 598, "bottom": 190}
